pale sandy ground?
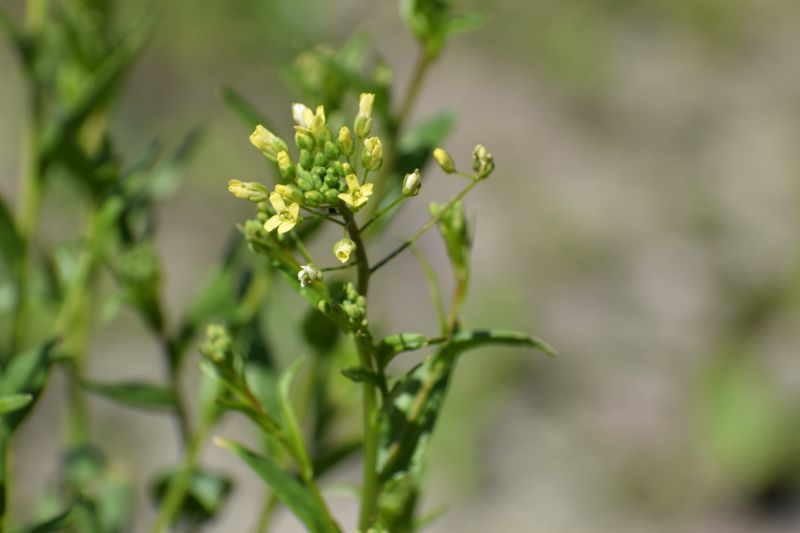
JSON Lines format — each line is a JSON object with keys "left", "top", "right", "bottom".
{"left": 2, "top": 0, "right": 800, "bottom": 531}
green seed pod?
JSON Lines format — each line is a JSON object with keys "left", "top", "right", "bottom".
{"left": 304, "top": 190, "right": 325, "bottom": 206}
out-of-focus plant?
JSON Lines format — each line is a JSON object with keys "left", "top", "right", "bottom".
{"left": 1, "top": 0, "right": 555, "bottom": 531}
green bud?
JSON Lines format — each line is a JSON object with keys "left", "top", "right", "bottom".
{"left": 333, "top": 238, "right": 357, "bottom": 263}
{"left": 324, "top": 140, "right": 340, "bottom": 160}
{"left": 274, "top": 184, "right": 304, "bottom": 204}
{"left": 297, "top": 177, "right": 313, "bottom": 192}
{"left": 354, "top": 93, "right": 375, "bottom": 137}
{"left": 324, "top": 189, "right": 340, "bottom": 203}
{"left": 433, "top": 147, "right": 455, "bottom": 174}
{"left": 338, "top": 126, "right": 354, "bottom": 156}
{"left": 299, "top": 149, "right": 313, "bottom": 170}
{"left": 330, "top": 161, "right": 345, "bottom": 176}
{"left": 228, "top": 179, "right": 268, "bottom": 202}
{"left": 324, "top": 173, "right": 340, "bottom": 188}
{"left": 342, "top": 162, "right": 353, "bottom": 175}
{"left": 401, "top": 169, "right": 421, "bottom": 197}
{"left": 314, "top": 152, "right": 328, "bottom": 167}
{"left": 472, "top": 144, "right": 495, "bottom": 179}
{"left": 304, "top": 190, "right": 325, "bottom": 206}
{"left": 276, "top": 151, "right": 295, "bottom": 179}
{"left": 295, "top": 128, "right": 315, "bottom": 151}
{"left": 362, "top": 137, "right": 383, "bottom": 171}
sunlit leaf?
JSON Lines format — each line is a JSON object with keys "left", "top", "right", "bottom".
{"left": 80, "top": 380, "right": 177, "bottom": 411}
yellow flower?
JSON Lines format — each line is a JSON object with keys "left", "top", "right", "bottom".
{"left": 362, "top": 137, "right": 382, "bottom": 171}
{"left": 264, "top": 192, "right": 300, "bottom": 234}
{"left": 338, "top": 174, "right": 373, "bottom": 209}
{"left": 333, "top": 238, "right": 356, "bottom": 263}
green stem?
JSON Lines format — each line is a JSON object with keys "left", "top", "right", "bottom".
{"left": 339, "top": 207, "right": 381, "bottom": 530}
{"left": 151, "top": 422, "right": 212, "bottom": 533}
{"left": 370, "top": 178, "right": 480, "bottom": 274}
{"left": 253, "top": 492, "right": 279, "bottom": 533}
{"left": 0, "top": 436, "right": 9, "bottom": 531}
{"left": 397, "top": 51, "right": 431, "bottom": 134}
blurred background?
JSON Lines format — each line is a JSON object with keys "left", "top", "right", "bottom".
{"left": 3, "top": 0, "right": 800, "bottom": 531}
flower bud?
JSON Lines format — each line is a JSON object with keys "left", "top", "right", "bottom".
{"left": 299, "top": 149, "right": 313, "bottom": 170}
{"left": 362, "top": 137, "right": 383, "bottom": 171}
{"left": 402, "top": 169, "right": 421, "bottom": 197}
{"left": 295, "top": 128, "right": 315, "bottom": 151}
{"left": 304, "top": 190, "right": 325, "bottom": 206}
{"left": 310, "top": 105, "right": 327, "bottom": 143}
{"left": 338, "top": 126, "right": 354, "bottom": 156}
{"left": 472, "top": 144, "right": 495, "bottom": 179}
{"left": 274, "top": 183, "right": 304, "bottom": 204}
{"left": 228, "top": 179, "right": 268, "bottom": 202}
{"left": 354, "top": 93, "right": 375, "bottom": 137}
{"left": 433, "top": 147, "right": 455, "bottom": 174}
{"left": 292, "top": 103, "right": 313, "bottom": 128}
{"left": 333, "top": 238, "right": 357, "bottom": 263}
{"left": 324, "top": 140, "right": 340, "bottom": 160}
{"left": 276, "top": 151, "right": 295, "bottom": 179}
{"left": 297, "top": 264, "right": 323, "bottom": 288}
{"left": 249, "top": 125, "right": 288, "bottom": 161}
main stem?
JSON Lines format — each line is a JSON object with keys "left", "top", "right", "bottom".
{"left": 340, "top": 208, "right": 380, "bottom": 530}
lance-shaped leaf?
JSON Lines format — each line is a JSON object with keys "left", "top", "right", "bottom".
{"left": 0, "top": 340, "right": 57, "bottom": 432}
{"left": 375, "top": 333, "right": 438, "bottom": 368}
{"left": 80, "top": 380, "right": 177, "bottom": 411}
{"left": 0, "top": 195, "right": 23, "bottom": 277}
{"left": 215, "top": 438, "right": 340, "bottom": 533}
{"left": 278, "top": 359, "right": 313, "bottom": 479}
{"left": 21, "top": 508, "right": 74, "bottom": 533}
{"left": 0, "top": 394, "right": 33, "bottom": 415}
{"left": 377, "top": 329, "right": 555, "bottom": 530}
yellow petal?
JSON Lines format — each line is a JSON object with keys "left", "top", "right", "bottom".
{"left": 277, "top": 220, "right": 296, "bottom": 234}
{"left": 264, "top": 215, "right": 281, "bottom": 232}
{"left": 288, "top": 203, "right": 300, "bottom": 219}
{"left": 345, "top": 174, "right": 359, "bottom": 193}
{"left": 360, "top": 183, "right": 373, "bottom": 196}
{"left": 269, "top": 192, "right": 286, "bottom": 212}
{"left": 338, "top": 193, "right": 353, "bottom": 205}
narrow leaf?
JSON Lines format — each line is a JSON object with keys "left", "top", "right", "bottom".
{"left": 0, "top": 195, "right": 23, "bottom": 275}
{"left": 80, "top": 381, "right": 177, "bottom": 411}
{"left": 375, "top": 333, "right": 433, "bottom": 367}
{"left": 340, "top": 366, "right": 383, "bottom": 389}
{"left": 215, "top": 438, "right": 339, "bottom": 533}
{"left": 22, "top": 508, "right": 73, "bottom": 533}
{"left": 0, "top": 394, "right": 32, "bottom": 415}
{"left": 278, "top": 359, "right": 312, "bottom": 478}
{"left": 444, "top": 329, "right": 557, "bottom": 359}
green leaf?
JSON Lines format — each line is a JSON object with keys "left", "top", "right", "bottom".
{"left": 0, "top": 194, "right": 23, "bottom": 276}
{"left": 80, "top": 381, "right": 177, "bottom": 411}
{"left": 0, "top": 394, "right": 32, "bottom": 415}
{"left": 443, "top": 11, "right": 488, "bottom": 39}
{"left": 39, "top": 15, "right": 151, "bottom": 169}
{"left": 340, "top": 366, "right": 383, "bottom": 389}
{"left": 376, "top": 333, "right": 434, "bottom": 368}
{"left": 222, "top": 87, "right": 275, "bottom": 131}
{"left": 444, "top": 329, "right": 557, "bottom": 359}
{"left": 215, "top": 438, "right": 339, "bottom": 533}
{"left": 0, "top": 340, "right": 56, "bottom": 432}
{"left": 278, "top": 359, "right": 313, "bottom": 479}
{"left": 377, "top": 328, "right": 554, "bottom": 530}
{"left": 22, "top": 508, "right": 74, "bottom": 533}
{"left": 151, "top": 469, "right": 232, "bottom": 525}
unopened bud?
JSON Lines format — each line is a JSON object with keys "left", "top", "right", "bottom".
{"left": 274, "top": 184, "right": 304, "bottom": 204}
{"left": 249, "top": 125, "right": 288, "bottom": 161}
{"left": 362, "top": 137, "right": 383, "bottom": 171}
{"left": 433, "top": 147, "right": 455, "bottom": 174}
{"left": 295, "top": 128, "right": 315, "bottom": 151}
{"left": 228, "top": 179, "right": 268, "bottom": 202}
{"left": 333, "top": 238, "right": 357, "bottom": 263}
{"left": 338, "top": 126, "right": 354, "bottom": 156}
{"left": 297, "top": 264, "right": 323, "bottom": 288}
{"left": 402, "top": 169, "right": 421, "bottom": 196}
{"left": 292, "top": 103, "right": 314, "bottom": 128}
{"left": 354, "top": 93, "right": 375, "bottom": 137}
{"left": 472, "top": 144, "right": 495, "bottom": 179}
{"left": 276, "top": 151, "right": 295, "bottom": 179}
